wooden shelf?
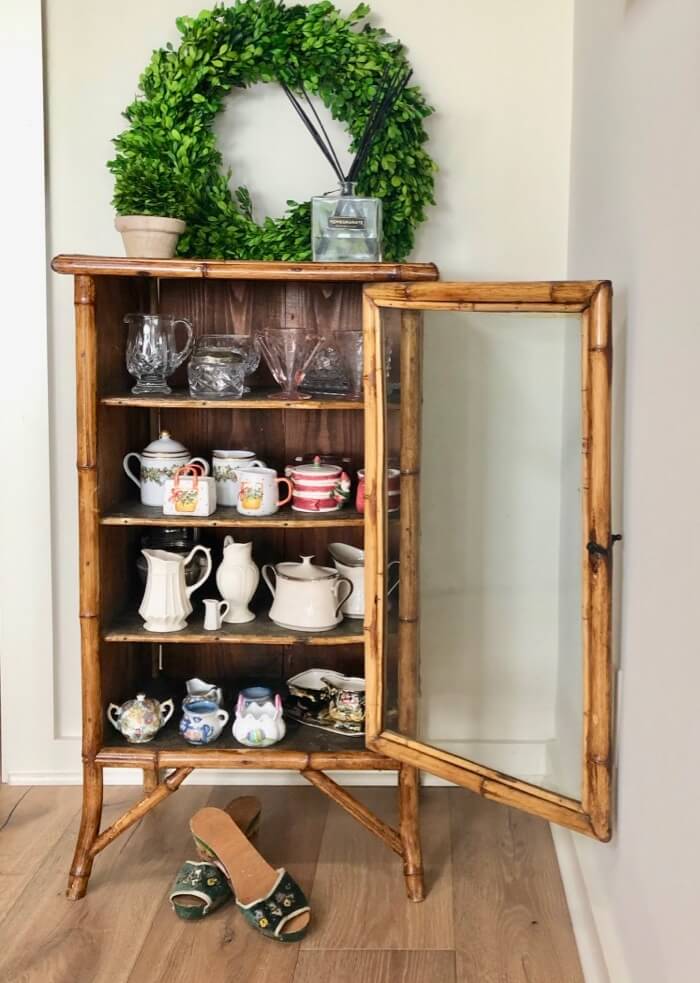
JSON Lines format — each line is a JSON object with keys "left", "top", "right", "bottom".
{"left": 102, "top": 717, "right": 360, "bottom": 754}
{"left": 101, "top": 389, "right": 365, "bottom": 410}
{"left": 97, "top": 717, "right": 393, "bottom": 770}
{"left": 104, "top": 611, "right": 364, "bottom": 646}
{"left": 52, "top": 254, "right": 439, "bottom": 282}
{"left": 101, "top": 502, "right": 366, "bottom": 528}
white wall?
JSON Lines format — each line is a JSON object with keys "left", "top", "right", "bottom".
{"left": 1, "top": 0, "right": 574, "bottom": 782}
{"left": 419, "top": 312, "right": 583, "bottom": 794}
{"left": 564, "top": 2, "right": 700, "bottom": 980}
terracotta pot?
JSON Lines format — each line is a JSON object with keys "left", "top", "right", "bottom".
{"left": 115, "top": 215, "right": 186, "bottom": 258}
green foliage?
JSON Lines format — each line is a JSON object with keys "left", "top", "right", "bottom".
{"left": 108, "top": 0, "right": 436, "bottom": 261}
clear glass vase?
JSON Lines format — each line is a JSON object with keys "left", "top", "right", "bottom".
{"left": 312, "top": 181, "right": 382, "bottom": 262}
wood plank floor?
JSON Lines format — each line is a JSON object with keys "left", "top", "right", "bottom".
{"left": 0, "top": 784, "right": 583, "bottom": 983}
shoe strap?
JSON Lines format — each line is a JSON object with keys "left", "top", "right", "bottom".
{"left": 236, "top": 868, "right": 310, "bottom": 937}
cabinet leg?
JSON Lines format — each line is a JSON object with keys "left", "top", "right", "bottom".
{"left": 66, "top": 761, "right": 103, "bottom": 900}
{"left": 399, "top": 764, "right": 424, "bottom": 902}
{"left": 143, "top": 766, "right": 161, "bottom": 794}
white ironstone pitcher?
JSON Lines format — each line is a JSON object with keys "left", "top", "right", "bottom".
{"left": 139, "top": 546, "right": 212, "bottom": 632}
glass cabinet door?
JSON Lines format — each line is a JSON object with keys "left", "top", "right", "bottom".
{"left": 362, "top": 281, "right": 613, "bottom": 840}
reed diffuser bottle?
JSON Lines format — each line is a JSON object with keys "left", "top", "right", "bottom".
{"left": 283, "top": 67, "right": 411, "bottom": 263}
{"left": 312, "top": 181, "right": 382, "bottom": 262}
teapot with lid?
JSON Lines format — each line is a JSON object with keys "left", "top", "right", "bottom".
{"left": 123, "top": 431, "right": 209, "bottom": 507}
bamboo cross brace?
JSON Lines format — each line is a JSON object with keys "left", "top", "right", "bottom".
{"left": 301, "top": 768, "right": 403, "bottom": 856}
{"left": 88, "top": 767, "right": 192, "bottom": 857}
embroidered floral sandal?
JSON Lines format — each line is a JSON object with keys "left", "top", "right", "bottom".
{"left": 170, "top": 795, "right": 261, "bottom": 920}
{"left": 190, "top": 806, "right": 311, "bottom": 942}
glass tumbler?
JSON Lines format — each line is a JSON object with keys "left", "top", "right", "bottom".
{"left": 336, "top": 330, "right": 364, "bottom": 400}
{"left": 124, "top": 314, "right": 194, "bottom": 394}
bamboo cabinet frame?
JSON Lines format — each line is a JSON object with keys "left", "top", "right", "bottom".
{"left": 53, "top": 256, "right": 439, "bottom": 902}
{"left": 363, "top": 280, "right": 614, "bottom": 841}
{"left": 54, "top": 258, "right": 612, "bottom": 904}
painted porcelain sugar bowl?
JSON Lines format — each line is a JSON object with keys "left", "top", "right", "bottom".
{"left": 107, "top": 693, "right": 174, "bottom": 744}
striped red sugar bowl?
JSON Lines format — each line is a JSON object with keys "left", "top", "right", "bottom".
{"left": 356, "top": 468, "right": 400, "bottom": 513}
{"left": 286, "top": 455, "right": 352, "bottom": 513}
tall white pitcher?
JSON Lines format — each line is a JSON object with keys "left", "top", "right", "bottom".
{"left": 216, "top": 536, "right": 259, "bottom": 624}
{"left": 139, "top": 547, "right": 212, "bottom": 632}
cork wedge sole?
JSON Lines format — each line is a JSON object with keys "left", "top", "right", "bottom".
{"left": 190, "top": 806, "right": 311, "bottom": 941}
{"left": 171, "top": 796, "right": 261, "bottom": 919}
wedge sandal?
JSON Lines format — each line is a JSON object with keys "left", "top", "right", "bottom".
{"left": 170, "top": 795, "right": 261, "bottom": 920}
{"left": 190, "top": 805, "right": 311, "bottom": 942}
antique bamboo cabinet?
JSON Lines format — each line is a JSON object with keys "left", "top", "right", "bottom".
{"left": 52, "top": 257, "right": 614, "bottom": 899}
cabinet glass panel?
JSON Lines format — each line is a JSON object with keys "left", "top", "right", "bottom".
{"left": 382, "top": 310, "right": 583, "bottom": 800}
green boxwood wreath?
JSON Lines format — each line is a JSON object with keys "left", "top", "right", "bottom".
{"left": 108, "top": 0, "right": 436, "bottom": 261}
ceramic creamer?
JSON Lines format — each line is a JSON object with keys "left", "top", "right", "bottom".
{"left": 179, "top": 699, "right": 229, "bottom": 745}
{"left": 185, "top": 677, "right": 223, "bottom": 706}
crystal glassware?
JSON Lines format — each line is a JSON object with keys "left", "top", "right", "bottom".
{"left": 300, "top": 342, "right": 349, "bottom": 395}
{"left": 312, "top": 181, "right": 382, "bottom": 262}
{"left": 187, "top": 335, "right": 245, "bottom": 399}
{"left": 125, "top": 314, "right": 194, "bottom": 394}
{"left": 225, "top": 334, "right": 261, "bottom": 392}
{"left": 335, "top": 330, "right": 364, "bottom": 400}
{"left": 257, "top": 328, "right": 324, "bottom": 400}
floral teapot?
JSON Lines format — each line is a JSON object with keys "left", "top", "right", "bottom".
{"left": 107, "top": 693, "right": 174, "bottom": 744}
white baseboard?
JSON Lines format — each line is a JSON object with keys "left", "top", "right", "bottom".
{"left": 5, "top": 769, "right": 394, "bottom": 787}
{"left": 6, "top": 769, "right": 479, "bottom": 787}
{"left": 551, "top": 825, "right": 610, "bottom": 983}
{"left": 5, "top": 767, "right": 550, "bottom": 789}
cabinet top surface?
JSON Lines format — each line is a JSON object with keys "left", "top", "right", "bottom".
{"left": 51, "top": 254, "right": 439, "bottom": 282}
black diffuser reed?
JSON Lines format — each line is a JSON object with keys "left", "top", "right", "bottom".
{"left": 282, "top": 65, "right": 413, "bottom": 186}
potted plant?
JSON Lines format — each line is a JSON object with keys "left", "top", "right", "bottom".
{"left": 109, "top": 152, "right": 188, "bottom": 258}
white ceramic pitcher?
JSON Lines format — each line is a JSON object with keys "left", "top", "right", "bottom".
{"left": 328, "top": 543, "right": 399, "bottom": 619}
{"left": 216, "top": 536, "right": 259, "bottom": 623}
{"left": 139, "top": 546, "right": 212, "bottom": 632}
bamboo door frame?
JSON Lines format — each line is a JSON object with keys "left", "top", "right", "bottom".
{"left": 363, "top": 280, "right": 613, "bottom": 841}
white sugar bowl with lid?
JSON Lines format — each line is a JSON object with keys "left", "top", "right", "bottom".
{"left": 262, "top": 555, "right": 353, "bottom": 632}
{"left": 123, "top": 431, "right": 210, "bottom": 507}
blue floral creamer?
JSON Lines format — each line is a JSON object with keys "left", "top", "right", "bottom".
{"left": 179, "top": 699, "right": 229, "bottom": 745}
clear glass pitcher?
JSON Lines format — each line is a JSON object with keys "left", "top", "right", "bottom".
{"left": 124, "top": 313, "right": 194, "bottom": 394}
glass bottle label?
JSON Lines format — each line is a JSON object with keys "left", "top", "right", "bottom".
{"left": 328, "top": 216, "right": 367, "bottom": 230}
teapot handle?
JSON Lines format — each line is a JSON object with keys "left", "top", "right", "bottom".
{"left": 184, "top": 545, "right": 212, "bottom": 598}
{"left": 216, "top": 709, "right": 230, "bottom": 726}
{"left": 123, "top": 452, "right": 142, "bottom": 489}
{"left": 333, "top": 576, "right": 354, "bottom": 617}
{"left": 107, "top": 703, "right": 122, "bottom": 731}
{"left": 159, "top": 698, "right": 175, "bottom": 726}
{"left": 262, "top": 563, "right": 277, "bottom": 598}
